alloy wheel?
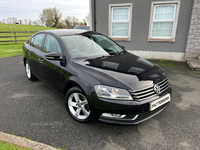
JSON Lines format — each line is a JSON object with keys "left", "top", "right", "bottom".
{"left": 25, "top": 62, "right": 31, "bottom": 79}
{"left": 68, "top": 92, "right": 90, "bottom": 120}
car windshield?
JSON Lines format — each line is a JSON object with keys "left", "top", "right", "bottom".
{"left": 61, "top": 34, "right": 124, "bottom": 58}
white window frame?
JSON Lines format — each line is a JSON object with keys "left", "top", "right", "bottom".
{"left": 148, "top": 0, "right": 181, "bottom": 42}
{"left": 109, "top": 3, "right": 132, "bottom": 41}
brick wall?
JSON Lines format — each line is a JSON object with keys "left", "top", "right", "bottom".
{"left": 186, "top": 0, "right": 200, "bottom": 59}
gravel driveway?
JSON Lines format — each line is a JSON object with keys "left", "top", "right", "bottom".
{"left": 0, "top": 55, "right": 200, "bottom": 150}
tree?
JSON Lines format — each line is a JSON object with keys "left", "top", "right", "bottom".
{"left": 64, "top": 16, "right": 72, "bottom": 28}
{"left": 19, "top": 19, "right": 22, "bottom": 25}
{"left": 24, "top": 19, "right": 28, "bottom": 25}
{"left": 35, "top": 19, "right": 43, "bottom": 26}
{"left": 83, "top": 18, "right": 87, "bottom": 26}
{"left": 72, "top": 16, "right": 79, "bottom": 27}
{"left": 28, "top": 19, "right": 32, "bottom": 25}
{"left": 52, "top": 8, "right": 62, "bottom": 27}
{"left": 79, "top": 22, "right": 85, "bottom": 26}
{"left": 64, "top": 16, "right": 79, "bottom": 28}
{"left": 2, "top": 19, "right": 6, "bottom": 24}
{"left": 57, "top": 22, "right": 67, "bottom": 29}
{"left": 6, "top": 17, "right": 12, "bottom": 24}
{"left": 40, "top": 7, "right": 62, "bottom": 27}
{"left": 33, "top": 20, "right": 36, "bottom": 26}
{"left": 84, "top": 13, "right": 90, "bottom": 25}
{"left": 11, "top": 17, "right": 17, "bottom": 24}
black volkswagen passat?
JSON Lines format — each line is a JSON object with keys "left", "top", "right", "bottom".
{"left": 22, "top": 29, "right": 172, "bottom": 125}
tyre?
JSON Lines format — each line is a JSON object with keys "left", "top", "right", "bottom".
{"left": 25, "top": 60, "right": 37, "bottom": 81}
{"left": 65, "top": 87, "right": 92, "bottom": 122}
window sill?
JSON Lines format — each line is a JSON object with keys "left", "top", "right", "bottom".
{"left": 148, "top": 38, "right": 175, "bottom": 42}
{"left": 110, "top": 37, "right": 131, "bottom": 42}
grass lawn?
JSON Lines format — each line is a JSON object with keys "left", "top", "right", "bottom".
{"left": 0, "top": 140, "right": 31, "bottom": 150}
{"left": 0, "top": 23, "right": 54, "bottom": 31}
{"left": 0, "top": 44, "right": 22, "bottom": 58}
{"left": 0, "top": 23, "right": 55, "bottom": 45}
{"left": 0, "top": 23, "right": 55, "bottom": 58}
{"left": 149, "top": 59, "right": 188, "bottom": 68}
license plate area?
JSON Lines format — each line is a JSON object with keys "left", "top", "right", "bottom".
{"left": 150, "top": 94, "right": 170, "bottom": 111}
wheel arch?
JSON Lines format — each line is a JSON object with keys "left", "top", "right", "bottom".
{"left": 65, "top": 81, "right": 82, "bottom": 94}
{"left": 23, "top": 57, "right": 27, "bottom": 66}
{"left": 63, "top": 72, "right": 100, "bottom": 97}
{"left": 64, "top": 80, "right": 89, "bottom": 97}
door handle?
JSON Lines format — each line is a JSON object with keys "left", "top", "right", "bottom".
{"left": 39, "top": 58, "right": 43, "bottom": 63}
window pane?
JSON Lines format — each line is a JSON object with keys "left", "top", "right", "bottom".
{"left": 118, "top": 8, "right": 123, "bottom": 15}
{"left": 123, "top": 8, "right": 129, "bottom": 14}
{"left": 169, "top": 6, "right": 175, "bottom": 13}
{"left": 155, "top": 6, "right": 160, "bottom": 14}
{"left": 161, "top": 6, "right": 168, "bottom": 13}
{"left": 154, "top": 5, "right": 175, "bottom": 20}
{"left": 165, "top": 30, "right": 172, "bottom": 37}
{"left": 118, "top": 15, "right": 124, "bottom": 20}
{"left": 30, "top": 36, "right": 35, "bottom": 46}
{"left": 112, "top": 23, "right": 129, "bottom": 36}
{"left": 43, "top": 35, "right": 62, "bottom": 54}
{"left": 113, "top": 15, "right": 118, "bottom": 20}
{"left": 154, "top": 14, "right": 160, "bottom": 20}
{"left": 152, "top": 30, "right": 158, "bottom": 37}
{"left": 33, "top": 34, "right": 45, "bottom": 49}
{"left": 168, "top": 13, "right": 174, "bottom": 19}
{"left": 113, "top": 7, "right": 129, "bottom": 21}
{"left": 152, "top": 22, "right": 173, "bottom": 37}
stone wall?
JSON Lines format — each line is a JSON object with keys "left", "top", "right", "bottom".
{"left": 186, "top": 0, "right": 200, "bottom": 59}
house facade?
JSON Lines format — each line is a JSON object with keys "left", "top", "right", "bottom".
{"left": 90, "top": 0, "right": 199, "bottom": 61}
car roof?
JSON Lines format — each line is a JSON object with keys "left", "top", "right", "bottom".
{"left": 38, "top": 29, "right": 96, "bottom": 37}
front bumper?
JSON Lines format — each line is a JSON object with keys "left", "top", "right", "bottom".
{"left": 89, "top": 87, "right": 172, "bottom": 125}
{"left": 99, "top": 102, "right": 169, "bottom": 125}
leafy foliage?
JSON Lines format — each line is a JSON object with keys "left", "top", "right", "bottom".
{"left": 40, "top": 7, "right": 62, "bottom": 27}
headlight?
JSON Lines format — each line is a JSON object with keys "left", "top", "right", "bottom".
{"left": 94, "top": 85, "right": 133, "bottom": 100}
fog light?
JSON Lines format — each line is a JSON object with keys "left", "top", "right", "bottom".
{"left": 101, "top": 113, "right": 126, "bottom": 118}
{"left": 101, "top": 113, "right": 139, "bottom": 120}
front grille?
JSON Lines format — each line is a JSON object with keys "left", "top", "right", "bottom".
{"left": 129, "top": 78, "right": 170, "bottom": 101}
{"left": 134, "top": 102, "right": 169, "bottom": 123}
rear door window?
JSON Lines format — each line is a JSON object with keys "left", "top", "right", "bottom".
{"left": 43, "top": 34, "right": 62, "bottom": 55}
{"left": 32, "top": 34, "right": 45, "bottom": 49}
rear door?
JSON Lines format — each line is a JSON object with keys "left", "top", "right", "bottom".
{"left": 28, "top": 33, "right": 46, "bottom": 79}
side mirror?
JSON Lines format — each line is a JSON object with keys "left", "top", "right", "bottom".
{"left": 45, "top": 52, "right": 63, "bottom": 61}
{"left": 120, "top": 45, "right": 125, "bottom": 49}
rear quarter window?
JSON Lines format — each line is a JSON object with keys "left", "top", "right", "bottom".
{"left": 30, "top": 36, "right": 35, "bottom": 46}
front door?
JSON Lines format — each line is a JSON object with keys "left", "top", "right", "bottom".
{"left": 40, "top": 34, "right": 66, "bottom": 94}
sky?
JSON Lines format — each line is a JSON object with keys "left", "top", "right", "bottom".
{"left": 0, "top": 0, "right": 89, "bottom": 23}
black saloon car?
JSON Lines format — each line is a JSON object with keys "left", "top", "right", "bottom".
{"left": 22, "top": 29, "right": 172, "bottom": 125}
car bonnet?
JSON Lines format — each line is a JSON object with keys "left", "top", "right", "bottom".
{"left": 71, "top": 51, "right": 167, "bottom": 91}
